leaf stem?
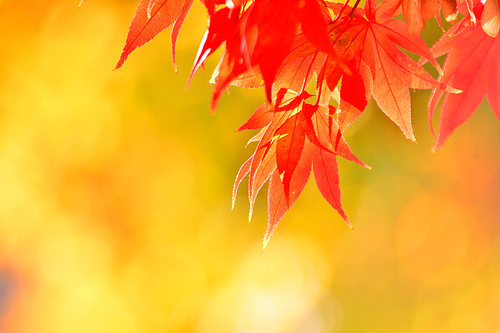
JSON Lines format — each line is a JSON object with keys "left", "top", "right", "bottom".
{"left": 349, "top": 0, "right": 362, "bottom": 19}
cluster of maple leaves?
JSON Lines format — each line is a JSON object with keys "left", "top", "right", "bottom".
{"left": 97, "top": 0, "right": 500, "bottom": 247}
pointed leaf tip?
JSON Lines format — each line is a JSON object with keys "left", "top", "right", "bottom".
{"left": 432, "top": 142, "right": 443, "bottom": 152}
{"left": 263, "top": 233, "right": 272, "bottom": 249}
{"left": 344, "top": 217, "right": 353, "bottom": 228}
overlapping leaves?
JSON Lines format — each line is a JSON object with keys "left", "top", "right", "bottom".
{"left": 103, "top": 0, "right": 499, "bottom": 246}
{"left": 427, "top": 0, "right": 500, "bottom": 150}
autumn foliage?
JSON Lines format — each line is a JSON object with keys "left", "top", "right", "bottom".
{"left": 108, "top": 0, "right": 499, "bottom": 247}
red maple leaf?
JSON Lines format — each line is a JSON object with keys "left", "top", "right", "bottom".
{"left": 232, "top": 89, "right": 368, "bottom": 247}
{"left": 428, "top": 0, "right": 500, "bottom": 150}
{"left": 321, "top": 1, "right": 451, "bottom": 140}
{"left": 115, "top": 0, "right": 194, "bottom": 70}
{"left": 227, "top": 1, "right": 458, "bottom": 245}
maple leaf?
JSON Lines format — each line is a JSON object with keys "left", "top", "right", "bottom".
{"left": 323, "top": 3, "right": 451, "bottom": 140}
{"left": 428, "top": 0, "right": 500, "bottom": 150}
{"left": 232, "top": 89, "right": 367, "bottom": 247}
{"left": 115, "top": 0, "right": 194, "bottom": 70}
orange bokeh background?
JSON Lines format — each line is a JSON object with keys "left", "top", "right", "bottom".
{"left": 0, "top": 1, "right": 499, "bottom": 332}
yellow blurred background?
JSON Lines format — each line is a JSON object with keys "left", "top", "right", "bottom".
{"left": 0, "top": 1, "right": 499, "bottom": 332}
